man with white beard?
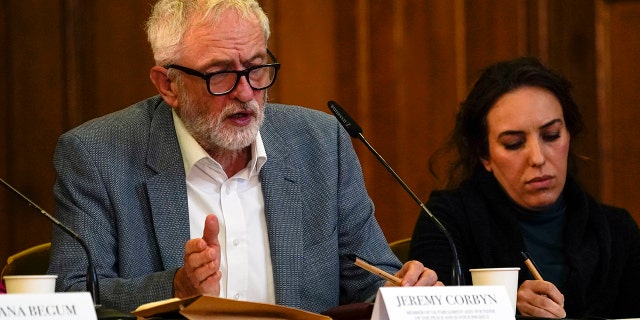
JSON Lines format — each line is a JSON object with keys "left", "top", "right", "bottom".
{"left": 48, "top": 0, "right": 442, "bottom": 315}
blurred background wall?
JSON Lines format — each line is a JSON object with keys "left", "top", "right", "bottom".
{"left": 1, "top": 0, "right": 639, "bottom": 265}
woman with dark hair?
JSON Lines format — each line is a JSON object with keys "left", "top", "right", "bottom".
{"left": 410, "top": 57, "right": 640, "bottom": 318}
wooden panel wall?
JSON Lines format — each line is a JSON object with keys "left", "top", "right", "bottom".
{"left": 0, "top": 0, "right": 157, "bottom": 264}
{"left": 1, "top": 0, "right": 66, "bottom": 267}
{"left": 2, "top": 0, "right": 639, "bottom": 266}
{"left": 598, "top": 0, "right": 640, "bottom": 216}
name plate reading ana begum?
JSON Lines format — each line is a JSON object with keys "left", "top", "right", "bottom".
{"left": 0, "top": 292, "right": 97, "bottom": 320}
{"left": 372, "top": 286, "right": 514, "bottom": 320}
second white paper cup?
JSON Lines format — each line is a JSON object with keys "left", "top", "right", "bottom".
{"left": 469, "top": 267, "right": 520, "bottom": 314}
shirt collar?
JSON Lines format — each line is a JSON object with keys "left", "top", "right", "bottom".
{"left": 172, "top": 110, "right": 267, "bottom": 178}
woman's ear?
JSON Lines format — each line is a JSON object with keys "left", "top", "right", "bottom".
{"left": 480, "top": 157, "right": 492, "bottom": 172}
{"left": 150, "top": 66, "right": 179, "bottom": 107}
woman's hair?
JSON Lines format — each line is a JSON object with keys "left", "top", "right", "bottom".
{"left": 146, "top": 0, "right": 270, "bottom": 66}
{"left": 430, "top": 57, "right": 584, "bottom": 188}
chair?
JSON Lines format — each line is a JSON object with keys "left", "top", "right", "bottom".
{"left": 1, "top": 242, "right": 51, "bottom": 277}
{"left": 389, "top": 238, "right": 411, "bottom": 263}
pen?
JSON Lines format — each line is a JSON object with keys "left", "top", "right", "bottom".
{"left": 521, "top": 251, "right": 544, "bottom": 281}
{"left": 350, "top": 254, "right": 403, "bottom": 286}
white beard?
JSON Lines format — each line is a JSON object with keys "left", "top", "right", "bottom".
{"left": 177, "top": 95, "right": 264, "bottom": 152}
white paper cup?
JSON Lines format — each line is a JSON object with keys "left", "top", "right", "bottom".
{"left": 3, "top": 275, "right": 57, "bottom": 294}
{"left": 469, "top": 267, "right": 520, "bottom": 314}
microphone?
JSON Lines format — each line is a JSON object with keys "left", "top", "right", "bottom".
{"left": 0, "top": 177, "right": 135, "bottom": 319}
{"left": 327, "top": 100, "right": 465, "bottom": 285}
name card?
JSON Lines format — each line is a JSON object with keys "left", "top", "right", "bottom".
{"left": 0, "top": 292, "right": 97, "bottom": 319}
{"left": 372, "top": 285, "right": 514, "bottom": 320}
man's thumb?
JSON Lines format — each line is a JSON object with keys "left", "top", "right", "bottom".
{"left": 202, "top": 214, "right": 220, "bottom": 247}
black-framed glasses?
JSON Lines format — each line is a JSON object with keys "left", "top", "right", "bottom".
{"left": 164, "top": 49, "right": 280, "bottom": 96}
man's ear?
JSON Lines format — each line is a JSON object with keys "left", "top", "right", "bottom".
{"left": 150, "top": 66, "right": 179, "bottom": 107}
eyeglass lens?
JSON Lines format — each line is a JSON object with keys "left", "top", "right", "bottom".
{"left": 209, "top": 65, "right": 277, "bottom": 95}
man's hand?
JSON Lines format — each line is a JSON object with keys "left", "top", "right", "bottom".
{"left": 516, "top": 280, "right": 566, "bottom": 318}
{"left": 387, "top": 260, "right": 444, "bottom": 287}
{"left": 173, "top": 214, "right": 222, "bottom": 298}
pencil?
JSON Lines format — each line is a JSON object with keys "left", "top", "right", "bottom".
{"left": 521, "top": 251, "right": 544, "bottom": 281}
{"left": 351, "top": 255, "right": 403, "bottom": 286}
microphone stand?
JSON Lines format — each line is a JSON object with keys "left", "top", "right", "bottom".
{"left": 328, "top": 101, "right": 464, "bottom": 285}
{"left": 1, "top": 177, "right": 135, "bottom": 319}
{"left": 0, "top": 177, "right": 100, "bottom": 301}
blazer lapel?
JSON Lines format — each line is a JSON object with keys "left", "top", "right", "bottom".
{"left": 145, "top": 102, "right": 190, "bottom": 270}
{"left": 260, "top": 114, "right": 304, "bottom": 308}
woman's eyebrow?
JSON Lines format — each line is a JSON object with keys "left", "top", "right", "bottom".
{"left": 540, "top": 118, "right": 563, "bottom": 130}
{"left": 496, "top": 119, "right": 563, "bottom": 139}
{"left": 497, "top": 130, "right": 524, "bottom": 139}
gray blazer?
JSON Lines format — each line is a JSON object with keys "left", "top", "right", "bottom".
{"left": 48, "top": 96, "right": 401, "bottom": 313}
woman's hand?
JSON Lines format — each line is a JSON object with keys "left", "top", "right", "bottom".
{"left": 516, "top": 279, "right": 566, "bottom": 318}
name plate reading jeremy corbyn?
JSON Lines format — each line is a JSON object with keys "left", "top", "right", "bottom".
{"left": 372, "top": 285, "right": 514, "bottom": 320}
{"left": 0, "top": 292, "right": 97, "bottom": 319}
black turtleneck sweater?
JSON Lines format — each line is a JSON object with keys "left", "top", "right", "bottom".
{"left": 515, "top": 195, "right": 568, "bottom": 288}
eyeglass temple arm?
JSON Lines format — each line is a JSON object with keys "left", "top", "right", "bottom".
{"left": 267, "top": 48, "right": 278, "bottom": 64}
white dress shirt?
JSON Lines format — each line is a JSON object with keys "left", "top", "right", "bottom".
{"left": 172, "top": 111, "right": 275, "bottom": 304}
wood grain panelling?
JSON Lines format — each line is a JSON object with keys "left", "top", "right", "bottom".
{"left": 2, "top": 0, "right": 639, "bottom": 266}
{"left": 64, "top": 1, "right": 157, "bottom": 127}
{"left": 605, "top": 0, "right": 640, "bottom": 222}
{"left": 525, "top": 0, "right": 549, "bottom": 61}
{"left": 0, "top": 0, "right": 10, "bottom": 264}
{"left": 0, "top": 0, "right": 65, "bottom": 263}
{"left": 367, "top": 0, "right": 417, "bottom": 240}
{"left": 0, "top": 0, "right": 157, "bottom": 264}
{"left": 546, "top": 1, "right": 599, "bottom": 197}
{"left": 363, "top": 1, "right": 462, "bottom": 240}
{"left": 263, "top": 1, "right": 338, "bottom": 110}
{"left": 464, "top": 0, "right": 525, "bottom": 82}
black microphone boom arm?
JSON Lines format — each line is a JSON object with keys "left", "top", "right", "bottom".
{"left": 0, "top": 177, "right": 100, "bottom": 303}
{"left": 327, "top": 100, "right": 464, "bottom": 285}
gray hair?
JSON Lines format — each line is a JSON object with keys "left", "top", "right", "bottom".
{"left": 146, "top": 0, "right": 270, "bottom": 65}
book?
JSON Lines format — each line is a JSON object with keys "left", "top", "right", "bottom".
{"left": 133, "top": 295, "right": 331, "bottom": 320}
